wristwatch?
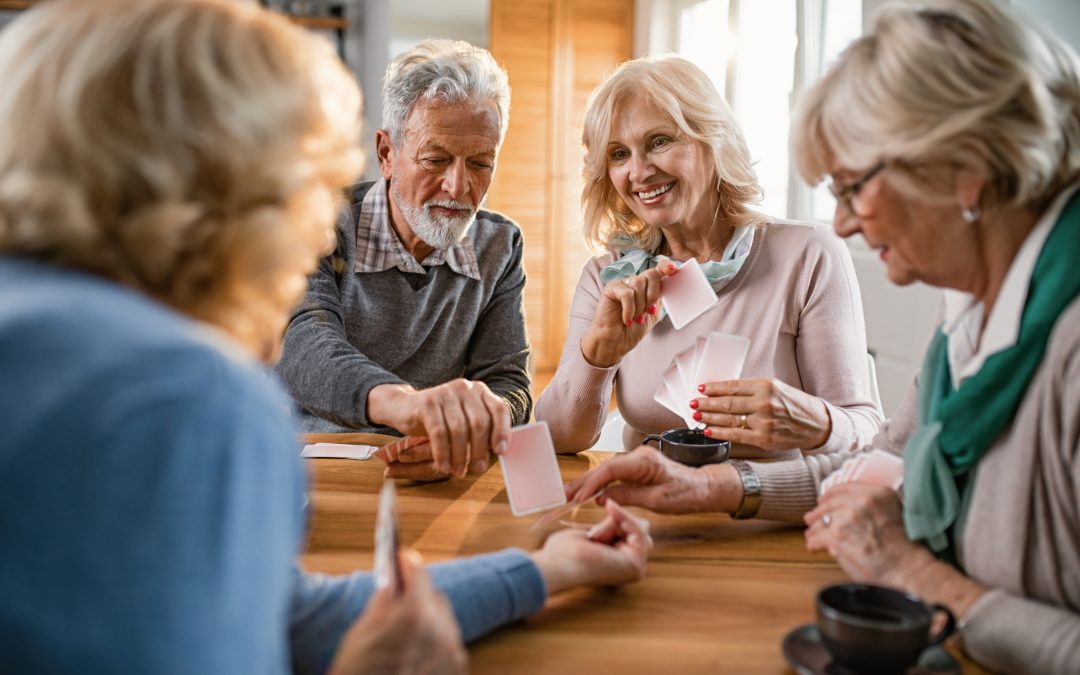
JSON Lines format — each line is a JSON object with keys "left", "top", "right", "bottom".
{"left": 729, "top": 460, "right": 762, "bottom": 519}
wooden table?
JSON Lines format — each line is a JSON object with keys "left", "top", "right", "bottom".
{"left": 301, "top": 433, "right": 982, "bottom": 674}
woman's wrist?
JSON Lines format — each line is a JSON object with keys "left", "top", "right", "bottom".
{"left": 579, "top": 333, "right": 622, "bottom": 368}
{"left": 530, "top": 547, "right": 576, "bottom": 596}
{"left": 702, "top": 463, "right": 745, "bottom": 513}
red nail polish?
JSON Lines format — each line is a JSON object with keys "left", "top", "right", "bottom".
{"left": 697, "top": 384, "right": 705, "bottom": 393}
{"left": 689, "top": 399, "right": 699, "bottom": 409}
{"left": 703, "top": 428, "right": 712, "bottom": 436}
{"left": 692, "top": 411, "right": 702, "bottom": 421}
{"left": 626, "top": 319, "right": 633, "bottom": 326}
{"left": 635, "top": 314, "right": 646, "bottom": 324}
{"left": 647, "top": 305, "right": 657, "bottom": 315}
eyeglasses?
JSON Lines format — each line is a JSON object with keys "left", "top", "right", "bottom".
{"left": 828, "top": 162, "right": 885, "bottom": 213}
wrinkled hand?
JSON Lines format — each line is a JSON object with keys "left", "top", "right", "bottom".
{"left": 804, "top": 482, "right": 924, "bottom": 586}
{"left": 329, "top": 550, "right": 467, "bottom": 675}
{"left": 377, "top": 439, "right": 495, "bottom": 482}
{"left": 694, "top": 378, "right": 832, "bottom": 451}
{"left": 367, "top": 379, "right": 510, "bottom": 478}
{"left": 531, "top": 500, "right": 652, "bottom": 595}
{"left": 564, "top": 446, "right": 738, "bottom": 515}
{"left": 579, "top": 261, "right": 679, "bottom": 368}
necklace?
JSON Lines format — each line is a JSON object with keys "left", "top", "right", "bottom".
{"left": 665, "top": 225, "right": 734, "bottom": 264}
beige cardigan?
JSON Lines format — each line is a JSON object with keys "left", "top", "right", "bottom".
{"left": 753, "top": 297, "right": 1080, "bottom": 674}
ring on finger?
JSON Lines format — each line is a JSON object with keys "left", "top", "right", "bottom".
{"left": 739, "top": 414, "right": 749, "bottom": 429}
{"left": 822, "top": 513, "right": 832, "bottom": 528}
{"left": 621, "top": 278, "right": 632, "bottom": 286}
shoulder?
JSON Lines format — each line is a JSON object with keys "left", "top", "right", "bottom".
{"left": 756, "top": 215, "right": 849, "bottom": 262}
{"left": 1047, "top": 296, "right": 1080, "bottom": 374}
{"left": 0, "top": 261, "right": 293, "bottom": 452}
{"left": 473, "top": 208, "right": 524, "bottom": 248}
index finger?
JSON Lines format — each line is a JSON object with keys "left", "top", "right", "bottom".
{"left": 698, "top": 379, "right": 760, "bottom": 397}
{"left": 565, "top": 447, "right": 656, "bottom": 502}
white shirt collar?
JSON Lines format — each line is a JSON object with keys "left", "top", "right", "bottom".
{"left": 943, "top": 184, "right": 1080, "bottom": 385}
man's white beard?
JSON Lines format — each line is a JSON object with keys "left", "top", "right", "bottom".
{"left": 392, "top": 183, "right": 477, "bottom": 251}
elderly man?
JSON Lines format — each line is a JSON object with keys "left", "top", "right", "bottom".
{"left": 277, "top": 40, "right": 530, "bottom": 480}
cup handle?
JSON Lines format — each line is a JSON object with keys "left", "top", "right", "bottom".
{"left": 926, "top": 603, "right": 957, "bottom": 647}
{"left": 643, "top": 434, "right": 662, "bottom": 448}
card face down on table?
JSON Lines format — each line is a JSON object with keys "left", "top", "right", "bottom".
{"left": 500, "top": 421, "right": 567, "bottom": 516}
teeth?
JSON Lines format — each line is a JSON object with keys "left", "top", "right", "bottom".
{"left": 638, "top": 183, "right": 673, "bottom": 199}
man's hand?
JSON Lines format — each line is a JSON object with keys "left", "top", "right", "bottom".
{"left": 328, "top": 550, "right": 467, "bottom": 675}
{"left": 376, "top": 439, "right": 495, "bottom": 482}
{"left": 368, "top": 379, "right": 510, "bottom": 478}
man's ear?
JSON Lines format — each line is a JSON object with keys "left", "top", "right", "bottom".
{"left": 375, "top": 129, "right": 395, "bottom": 181}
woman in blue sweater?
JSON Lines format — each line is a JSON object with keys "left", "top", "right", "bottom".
{"left": 0, "top": 1, "right": 651, "bottom": 673}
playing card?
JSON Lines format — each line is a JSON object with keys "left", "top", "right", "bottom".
{"left": 653, "top": 363, "right": 684, "bottom": 417}
{"left": 660, "top": 259, "right": 718, "bottom": 329}
{"left": 374, "top": 481, "right": 403, "bottom": 593}
{"left": 300, "top": 443, "right": 379, "bottom": 460}
{"left": 500, "top": 421, "right": 567, "bottom": 516}
{"left": 692, "top": 332, "right": 750, "bottom": 394}
{"left": 673, "top": 345, "right": 699, "bottom": 402}
{"left": 665, "top": 376, "right": 700, "bottom": 429}
{"left": 852, "top": 449, "right": 904, "bottom": 490}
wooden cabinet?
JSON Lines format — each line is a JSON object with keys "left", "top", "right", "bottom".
{"left": 487, "top": 0, "right": 633, "bottom": 373}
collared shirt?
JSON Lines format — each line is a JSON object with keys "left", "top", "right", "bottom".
{"left": 943, "top": 184, "right": 1080, "bottom": 386}
{"left": 352, "top": 178, "right": 481, "bottom": 280}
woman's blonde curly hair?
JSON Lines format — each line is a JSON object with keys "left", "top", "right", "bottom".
{"left": 580, "top": 55, "right": 762, "bottom": 255}
{"left": 0, "top": 0, "right": 364, "bottom": 359}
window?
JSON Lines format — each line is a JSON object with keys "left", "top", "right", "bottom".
{"left": 663, "top": 0, "right": 862, "bottom": 221}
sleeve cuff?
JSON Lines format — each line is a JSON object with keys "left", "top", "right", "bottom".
{"left": 810, "top": 401, "right": 857, "bottom": 455}
{"left": 747, "top": 460, "right": 818, "bottom": 523}
{"left": 959, "top": 588, "right": 1080, "bottom": 675}
{"left": 429, "top": 548, "right": 547, "bottom": 643}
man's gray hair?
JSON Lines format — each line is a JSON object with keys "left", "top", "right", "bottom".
{"left": 381, "top": 39, "right": 511, "bottom": 146}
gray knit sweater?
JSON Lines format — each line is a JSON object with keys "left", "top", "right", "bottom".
{"left": 276, "top": 181, "right": 532, "bottom": 433}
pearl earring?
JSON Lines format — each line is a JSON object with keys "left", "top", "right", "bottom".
{"left": 962, "top": 206, "right": 982, "bottom": 224}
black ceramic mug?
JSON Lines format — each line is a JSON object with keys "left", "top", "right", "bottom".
{"left": 816, "top": 583, "right": 957, "bottom": 675}
{"left": 642, "top": 428, "right": 730, "bottom": 467}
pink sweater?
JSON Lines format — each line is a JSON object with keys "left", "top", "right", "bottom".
{"left": 536, "top": 218, "right": 883, "bottom": 457}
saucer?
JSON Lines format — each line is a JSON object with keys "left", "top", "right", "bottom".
{"left": 782, "top": 624, "right": 960, "bottom": 675}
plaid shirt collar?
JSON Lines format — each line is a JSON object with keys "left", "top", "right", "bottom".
{"left": 353, "top": 178, "right": 481, "bottom": 280}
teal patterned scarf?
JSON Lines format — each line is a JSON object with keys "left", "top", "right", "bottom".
{"left": 904, "top": 190, "right": 1080, "bottom": 558}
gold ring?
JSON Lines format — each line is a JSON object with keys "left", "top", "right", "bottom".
{"left": 621, "top": 278, "right": 632, "bottom": 286}
{"left": 822, "top": 513, "right": 832, "bottom": 528}
{"left": 739, "top": 414, "right": 748, "bottom": 429}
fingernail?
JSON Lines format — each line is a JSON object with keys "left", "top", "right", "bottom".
{"left": 496, "top": 440, "right": 508, "bottom": 455}
{"left": 667, "top": 264, "right": 678, "bottom": 273}
{"left": 625, "top": 319, "right": 633, "bottom": 327}
{"left": 703, "top": 428, "right": 712, "bottom": 437}
{"left": 647, "top": 305, "right": 657, "bottom": 315}
{"left": 689, "top": 399, "right": 698, "bottom": 409}
{"left": 470, "top": 459, "right": 487, "bottom": 474}
{"left": 697, "top": 384, "right": 705, "bottom": 393}
{"left": 635, "top": 314, "right": 645, "bottom": 324}
{"left": 692, "top": 411, "right": 702, "bottom": 421}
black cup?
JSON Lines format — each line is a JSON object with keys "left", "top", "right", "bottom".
{"left": 643, "top": 428, "right": 730, "bottom": 466}
{"left": 816, "top": 583, "right": 956, "bottom": 675}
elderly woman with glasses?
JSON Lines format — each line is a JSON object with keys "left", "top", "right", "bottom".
{"left": 567, "top": 0, "right": 1080, "bottom": 671}
{"left": 535, "top": 55, "right": 883, "bottom": 463}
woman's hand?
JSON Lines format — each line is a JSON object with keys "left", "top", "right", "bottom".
{"left": 329, "top": 550, "right": 467, "bottom": 675}
{"left": 803, "top": 483, "right": 927, "bottom": 585}
{"left": 564, "top": 446, "right": 743, "bottom": 515}
{"left": 531, "top": 500, "right": 652, "bottom": 595}
{"left": 579, "top": 261, "right": 679, "bottom": 368}
{"left": 694, "top": 378, "right": 832, "bottom": 451}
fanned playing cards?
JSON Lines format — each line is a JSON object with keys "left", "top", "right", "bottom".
{"left": 652, "top": 332, "right": 750, "bottom": 429}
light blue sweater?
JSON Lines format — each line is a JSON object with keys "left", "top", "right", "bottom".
{"left": 0, "top": 258, "right": 546, "bottom": 674}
